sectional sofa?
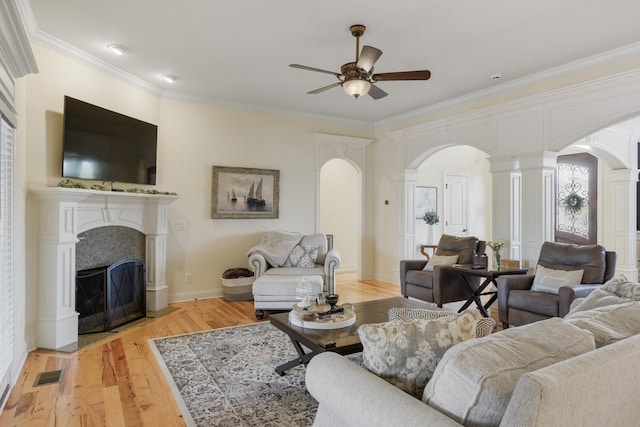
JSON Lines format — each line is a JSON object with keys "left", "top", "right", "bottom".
{"left": 306, "top": 280, "right": 640, "bottom": 427}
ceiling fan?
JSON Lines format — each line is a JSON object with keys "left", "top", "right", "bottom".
{"left": 290, "top": 24, "right": 431, "bottom": 100}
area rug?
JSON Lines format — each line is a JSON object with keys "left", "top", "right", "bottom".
{"left": 150, "top": 322, "right": 361, "bottom": 426}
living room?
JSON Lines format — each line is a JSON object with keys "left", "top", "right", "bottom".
{"left": 3, "top": 0, "right": 640, "bottom": 425}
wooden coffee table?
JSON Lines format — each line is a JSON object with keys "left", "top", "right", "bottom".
{"left": 269, "top": 297, "right": 436, "bottom": 375}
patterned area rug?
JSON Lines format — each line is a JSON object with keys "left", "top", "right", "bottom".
{"left": 150, "top": 322, "right": 360, "bottom": 426}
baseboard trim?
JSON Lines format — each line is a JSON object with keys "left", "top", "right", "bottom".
{"left": 169, "top": 289, "right": 224, "bottom": 303}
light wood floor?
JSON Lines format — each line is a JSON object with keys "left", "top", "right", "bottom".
{"left": 0, "top": 274, "right": 401, "bottom": 426}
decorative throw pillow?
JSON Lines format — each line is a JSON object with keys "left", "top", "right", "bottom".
{"left": 564, "top": 301, "right": 640, "bottom": 347}
{"left": 388, "top": 307, "right": 496, "bottom": 338}
{"left": 530, "top": 265, "right": 584, "bottom": 294}
{"left": 358, "top": 309, "right": 482, "bottom": 398}
{"left": 567, "top": 288, "right": 633, "bottom": 315}
{"left": 283, "top": 245, "right": 318, "bottom": 268}
{"left": 422, "top": 254, "right": 459, "bottom": 271}
{"left": 602, "top": 274, "right": 640, "bottom": 301}
{"left": 423, "top": 318, "right": 595, "bottom": 427}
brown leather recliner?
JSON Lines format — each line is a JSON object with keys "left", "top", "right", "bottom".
{"left": 497, "top": 241, "right": 616, "bottom": 329}
{"left": 400, "top": 234, "right": 486, "bottom": 307}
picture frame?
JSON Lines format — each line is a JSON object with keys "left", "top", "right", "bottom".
{"left": 415, "top": 186, "right": 437, "bottom": 219}
{"left": 211, "top": 166, "right": 279, "bottom": 219}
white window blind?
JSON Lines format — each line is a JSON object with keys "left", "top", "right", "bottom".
{"left": 0, "top": 116, "right": 14, "bottom": 387}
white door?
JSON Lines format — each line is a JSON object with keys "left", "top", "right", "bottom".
{"left": 444, "top": 174, "right": 468, "bottom": 236}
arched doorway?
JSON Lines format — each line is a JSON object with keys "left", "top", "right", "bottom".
{"left": 412, "top": 145, "right": 492, "bottom": 259}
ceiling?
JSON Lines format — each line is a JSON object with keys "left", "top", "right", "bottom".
{"left": 24, "top": 0, "right": 640, "bottom": 125}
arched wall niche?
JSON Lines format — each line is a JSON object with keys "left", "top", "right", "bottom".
{"left": 314, "top": 133, "right": 374, "bottom": 279}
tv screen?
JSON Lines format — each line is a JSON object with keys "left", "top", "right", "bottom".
{"left": 62, "top": 96, "right": 158, "bottom": 185}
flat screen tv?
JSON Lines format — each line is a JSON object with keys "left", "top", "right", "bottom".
{"left": 62, "top": 96, "right": 158, "bottom": 185}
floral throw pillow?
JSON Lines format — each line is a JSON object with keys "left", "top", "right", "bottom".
{"left": 283, "top": 245, "right": 318, "bottom": 268}
{"left": 388, "top": 307, "right": 495, "bottom": 338}
{"left": 358, "top": 309, "right": 482, "bottom": 398}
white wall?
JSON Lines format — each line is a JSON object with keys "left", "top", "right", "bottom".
{"left": 19, "top": 43, "right": 373, "bottom": 345}
{"left": 320, "top": 158, "right": 360, "bottom": 271}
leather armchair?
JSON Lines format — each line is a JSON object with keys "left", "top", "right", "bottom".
{"left": 497, "top": 242, "right": 616, "bottom": 328}
{"left": 400, "top": 234, "right": 486, "bottom": 307}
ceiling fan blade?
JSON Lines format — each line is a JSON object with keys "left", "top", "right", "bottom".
{"left": 367, "top": 84, "right": 388, "bottom": 100}
{"left": 357, "top": 45, "right": 383, "bottom": 72}
{"left": 372, "top": 70, "right": 431, "bottom": 81}
{"left": 290, "top": 64, "right": 342, "bottom": 77}
{"left": 307, "top": 82, "right": 342, "bottom": 94}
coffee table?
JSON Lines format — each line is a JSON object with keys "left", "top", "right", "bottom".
{"left": 269, "top": 297, "right": 436, "bottom": 375}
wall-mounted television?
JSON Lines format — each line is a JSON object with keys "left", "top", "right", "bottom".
{"left": 62, "top": 96, "right": 158, "bottom": 185}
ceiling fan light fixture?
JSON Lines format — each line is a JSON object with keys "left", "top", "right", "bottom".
{"left": 343, "top": 78, "right": 371, "bottom": 99}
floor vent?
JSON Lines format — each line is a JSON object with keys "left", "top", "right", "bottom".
{"left": 33, "top": 369, "right": 64, "bottom": 387}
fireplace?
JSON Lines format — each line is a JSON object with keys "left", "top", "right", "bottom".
{"left": 31, "top": 188, "right": 178, "bottom": 350}
{"left": 76, "top": 259, "right": 146, "bottom": 334}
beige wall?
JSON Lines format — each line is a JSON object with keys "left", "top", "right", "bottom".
{"left": 20, "top": 42, "right": 373, "bottom": 342}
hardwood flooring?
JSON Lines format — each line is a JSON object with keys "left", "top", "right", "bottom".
{"left": 0, "top": 274, "right": 401, "bottom": 427}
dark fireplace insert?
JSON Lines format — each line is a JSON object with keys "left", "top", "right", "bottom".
{"left": 76, "top": 258, "right": 146, "bottom": 334}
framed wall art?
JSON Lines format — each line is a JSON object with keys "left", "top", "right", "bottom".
{"left": 211, "top": 166, "right": 280, "bottom": 219}
{"left": 415, "top": 186, "right": 437, "bottom": 219}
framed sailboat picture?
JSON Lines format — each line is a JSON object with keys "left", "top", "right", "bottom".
{"left": 211, "top": 166, "right": 280, "bottom": 219}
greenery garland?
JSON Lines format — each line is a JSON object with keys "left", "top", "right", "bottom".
{"left": 58, "top": 179, "right": 177, "bottom": 195}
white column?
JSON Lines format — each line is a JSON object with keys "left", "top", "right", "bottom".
{"left": 35, "top": 193, "right": 89, "bottom": 350}
{"left": 144, "top": 199, "right": 171, "bottom": 311}
{"left": 395, "top": 169, "right": 419, "bottom": 265}
{"left": 606, "top": 169, "right": 638, "bottom": 281}
{"left": 518, "top": 151, "right": 558, "bottom": 269}
{"left": 489, "top": 156, "right": 522, "bottom": 262}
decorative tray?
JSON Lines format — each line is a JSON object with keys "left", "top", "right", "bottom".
{"left": 291, "top": 302, "right": 332, "bottom": 314}
{"left": 289, "top": 308, "right": 356, "bottom": 330}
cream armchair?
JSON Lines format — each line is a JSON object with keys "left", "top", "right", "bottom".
{"left": 248, "top": 232, "right": 341, "bottom": 319}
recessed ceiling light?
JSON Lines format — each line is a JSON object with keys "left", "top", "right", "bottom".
{"left": 161, "top": 74, "right": 178, "bottom": 83}
{"left": 490, "top": 73, "right": 503, "bottom": 81}
{"left": 107, "top": 44, "right": 127, "bottom": 56}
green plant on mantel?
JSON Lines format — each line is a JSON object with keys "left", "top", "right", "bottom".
{"left": 57, "top": 179, "right": 177, "bottom": 195}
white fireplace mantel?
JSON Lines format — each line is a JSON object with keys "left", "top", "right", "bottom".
{"left": 31, "top": 187, "right": 178, "bottom": 350}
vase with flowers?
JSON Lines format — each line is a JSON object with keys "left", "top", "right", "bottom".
{"left": 486, "top": 240, "right": 505, "bottom": 271}
{"left": 422, "top": 210, "right": 439, "bottom": 244}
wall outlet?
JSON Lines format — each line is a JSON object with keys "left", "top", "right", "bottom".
{"left": 175, "top": 220, "right": 187, "bottom": 231}
{"left": 185, "top": 273, "right": 192, "bottom": 283}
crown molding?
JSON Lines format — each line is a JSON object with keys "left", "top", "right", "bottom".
{"left": 0, "top": 0, "right": 38, "bottom": 77}
{"left": 375, "top": 41, "right": 640, "bottom": 130}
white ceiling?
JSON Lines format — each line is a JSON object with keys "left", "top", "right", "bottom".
{"left": 24, "top": 0, "right": 640, "bottom": 125}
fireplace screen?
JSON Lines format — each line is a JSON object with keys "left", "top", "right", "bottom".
{"left": 76, "top": 258, "right": 146, "bottom": 334}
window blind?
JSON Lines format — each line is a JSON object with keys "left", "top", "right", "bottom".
{"left": 0, "top": 116, "right": 14, "bottom": 389}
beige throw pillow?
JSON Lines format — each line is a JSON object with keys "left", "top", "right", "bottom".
{"left": 358, "top": 309, "right": 482, "bottom": 398}
{"left": 422, "top": 254, "right": 458, "bottom": 271}
{"left": 530, "top": 265, "right": 584, "bottom": 294}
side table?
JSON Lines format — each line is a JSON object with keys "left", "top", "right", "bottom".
{"left": 447, "top": 265, "right": 528, "bottom": 317}
{"left": 419, "top": 244, "right": 438, "bottom": 259}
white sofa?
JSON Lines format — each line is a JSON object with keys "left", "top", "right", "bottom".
{"left": 307, "top": 320, "right": 640, "bottom": 427}
{"left": 248, "top": 232, "right": 340, "bottom": 319}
